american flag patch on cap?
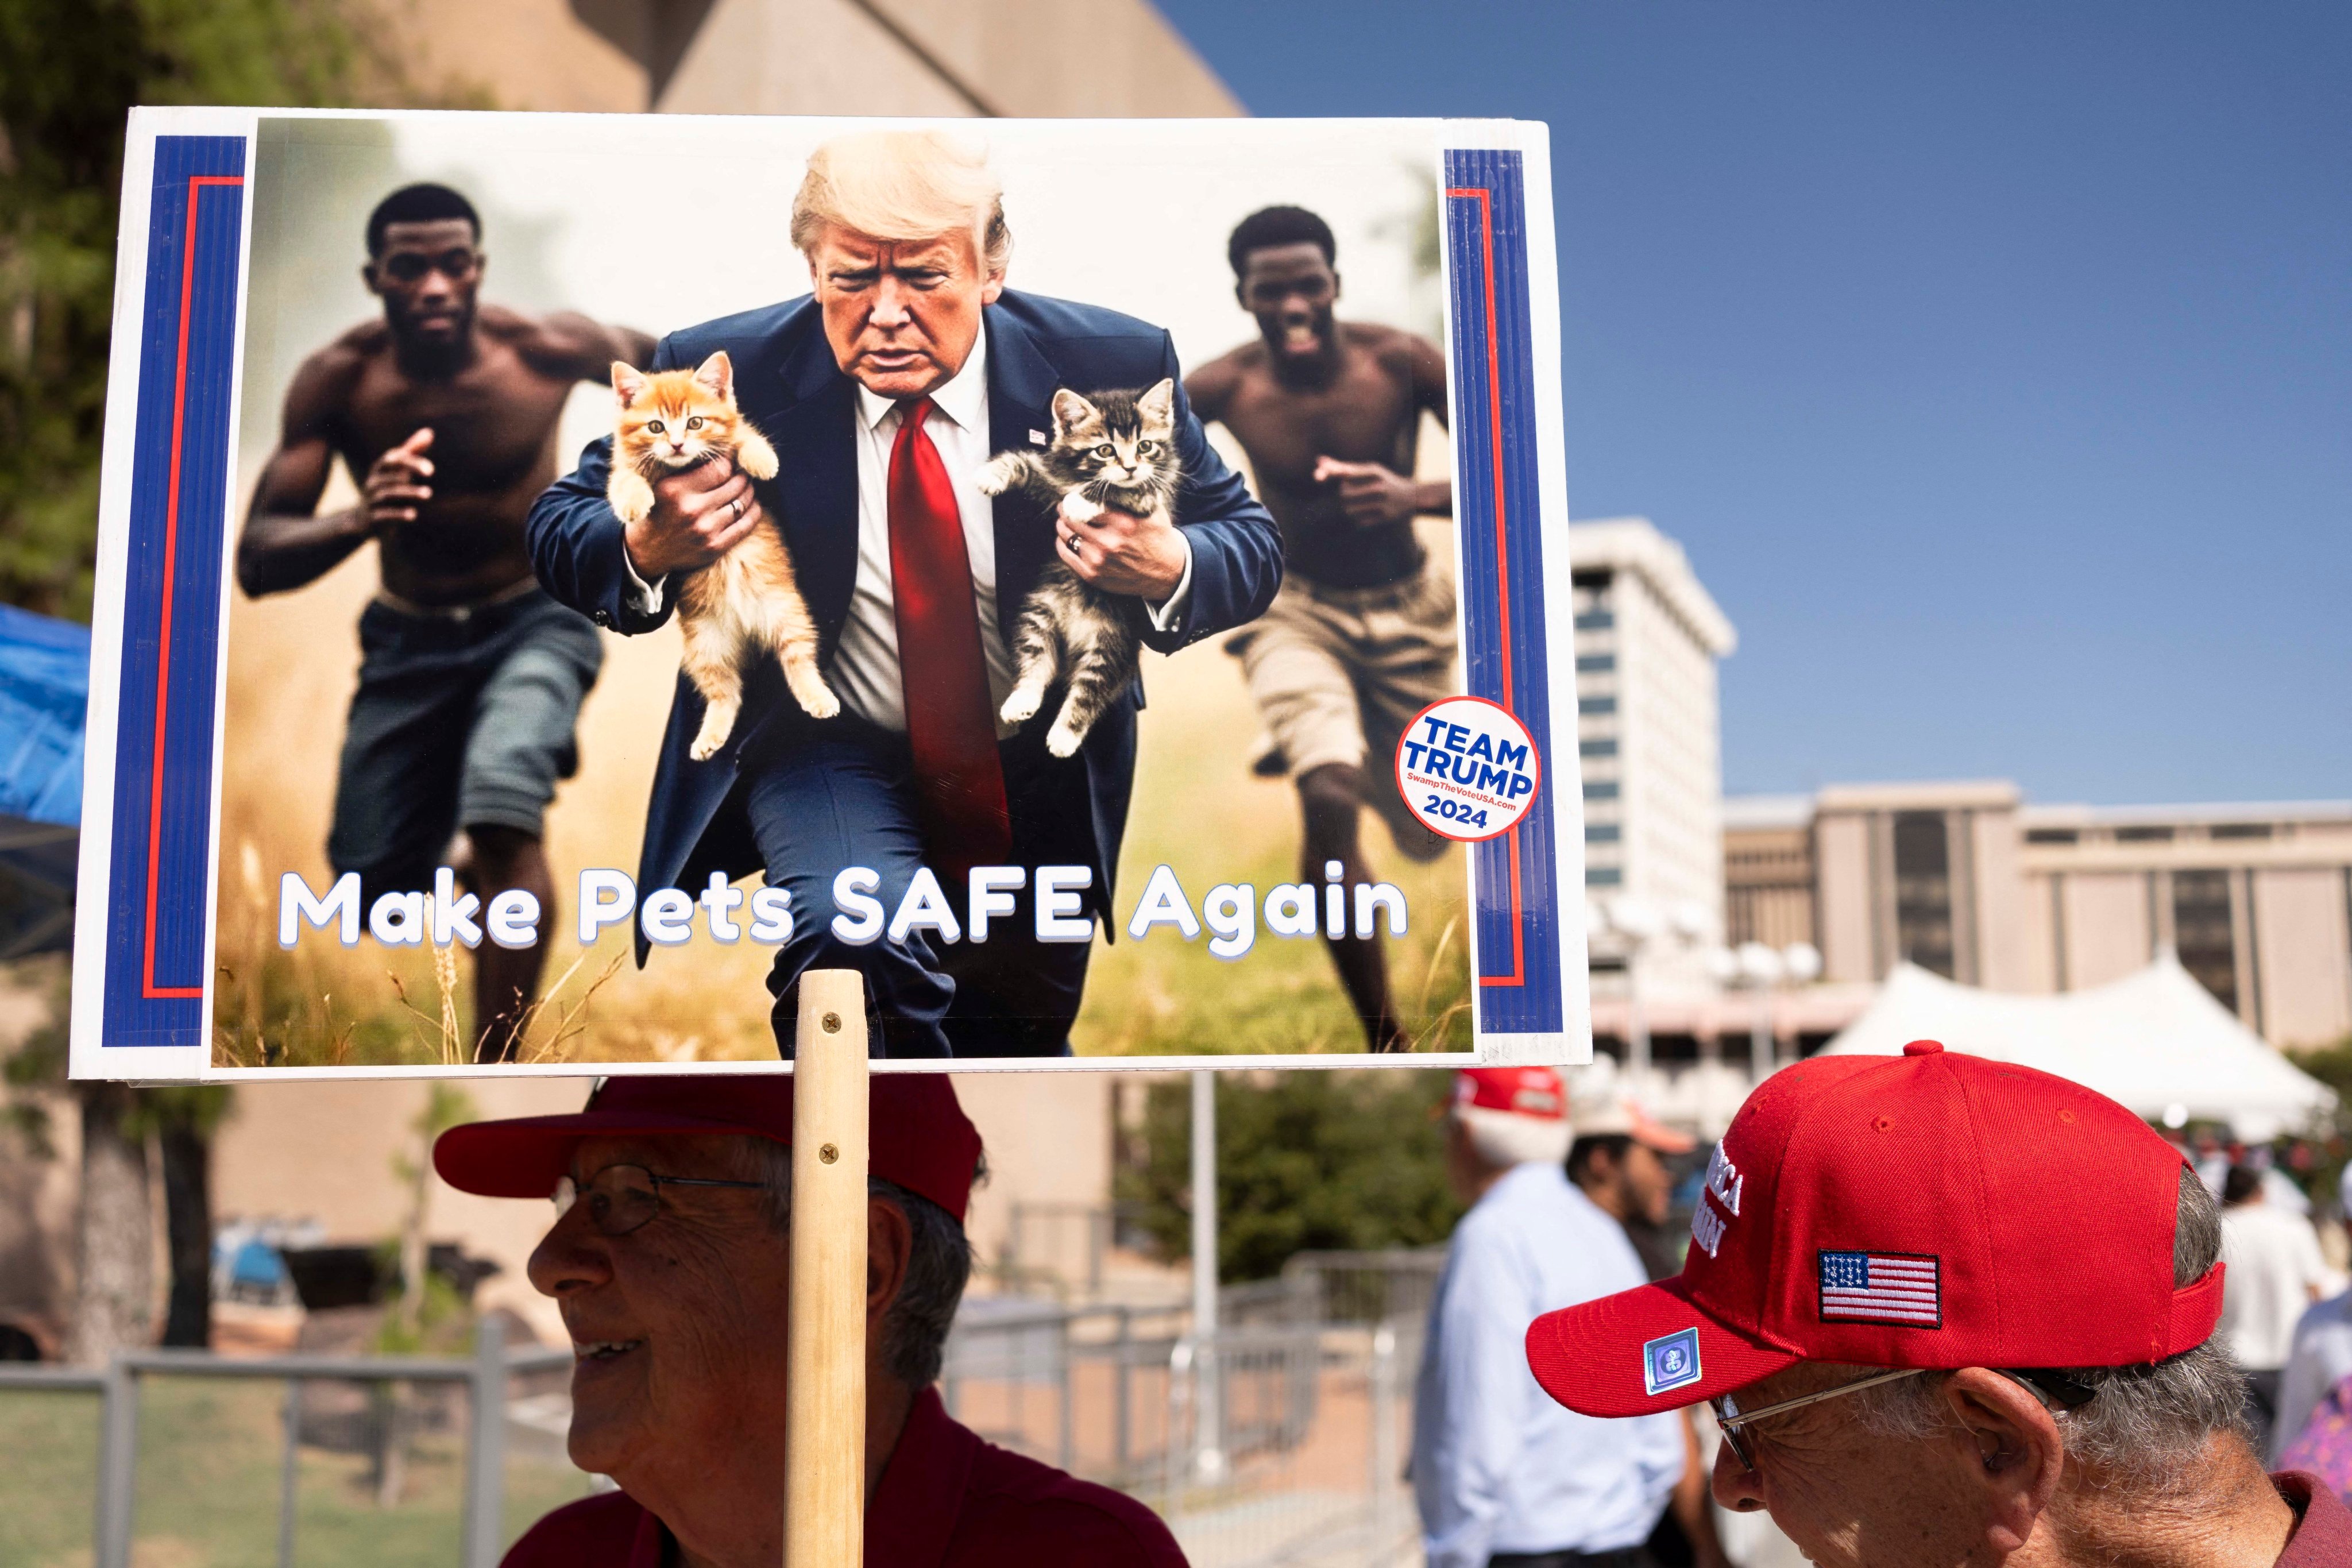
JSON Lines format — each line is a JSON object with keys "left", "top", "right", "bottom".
{"left": 1817, "top": 1250, "right": 1941, "bottom": 1327}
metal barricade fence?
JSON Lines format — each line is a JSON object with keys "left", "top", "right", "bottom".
{"left": 1163, "top": 1319, "right": 1420, "bottom": 1568}
{"left": 0, "top": 1318, "right": 575, "bottom": 1568}
{"left": 3, "top": 1250, "right": 1451, "bottom": 1567}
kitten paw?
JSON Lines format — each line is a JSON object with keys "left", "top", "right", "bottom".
{"left": 736, "top": 438, "right": 779, "bottom": 482}
{"left": 974, "top": 453, "right": 1020, "bottom": 497}
{"left": 1001, "top": 687, "right": 1045, "bottom": 725}
{"left": 791, "top": 681, "right": 841, "bottom": 721}
{"left": 608, "top": 470, "right": 656, "bottom": 526}
{"left": 690, "top": 704, "right": 739, "bottom": 760}
{"left": 1059, "top": 493, "right": 1103, "bottom": 526}
{"left": 1046, "top": 720, "right": 1086, "bottom": 758}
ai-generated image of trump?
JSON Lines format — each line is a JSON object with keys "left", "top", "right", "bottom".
{"left": 219, "top": 114, "right": 1472, "bottom": 1069}
{"left": 525, "top": 130, "right": 1283, "bottom": 1059}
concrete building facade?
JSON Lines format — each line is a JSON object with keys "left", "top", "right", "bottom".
{"left": 1727, "top": 786, "right": 2352, "bottom": 1051}
{"left": 379, "top": 0, "right": 1242, "bottom": 117}
{"left": 1570, "top": 519, "right": 1739, "bottom": 1002}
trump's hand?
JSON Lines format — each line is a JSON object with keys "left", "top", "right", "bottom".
{"left": 1056, "top": 493, "right": 1187, "bottom": 600}
{"left": 622, "top": 457, "right": 764, "bottom": 581}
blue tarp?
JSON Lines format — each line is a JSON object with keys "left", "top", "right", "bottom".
{"left": 0, "top": 602, "right": 88, "bottom": 959}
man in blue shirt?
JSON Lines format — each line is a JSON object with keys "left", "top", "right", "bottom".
{"left": 1413, "top": 1067, "right": 1685, "bottom": 1567}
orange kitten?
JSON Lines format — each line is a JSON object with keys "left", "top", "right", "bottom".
{"left": 607, "top": 351, "right": 839, "bottom": 759}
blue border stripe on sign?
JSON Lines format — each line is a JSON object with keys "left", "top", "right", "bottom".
{"left": 1445, "top": 149, "right": 1563, "bottom": 1037}
{"left": 102, "top": 134, "right": 246, "bottom": 1047}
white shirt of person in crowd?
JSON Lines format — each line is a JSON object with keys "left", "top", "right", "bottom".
{"left": 1411, "top": 1161, "right": 1683, "bottom": 1568}
{"left": 2219, "top": 1192, "right": 2331, "bottom": 1373}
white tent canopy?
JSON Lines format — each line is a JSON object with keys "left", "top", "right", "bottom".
{"left": 1820, "top": 955, "right": 2336, "bottom": 1142}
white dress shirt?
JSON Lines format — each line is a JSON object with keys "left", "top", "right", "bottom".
{"left": 1411, "top": 1163, "right": 1683, "bottom": 1567}
{"left": 623, "top": 329, "right": 1192, "bottom": 736}
{"left": 2220, "top": 1200, "right": 2332, "bottom": 1372}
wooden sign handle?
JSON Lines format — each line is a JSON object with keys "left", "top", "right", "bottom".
{"left": 786, "top": 969, "right": 870, "bottom": 1568}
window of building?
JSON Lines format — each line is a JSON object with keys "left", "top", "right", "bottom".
{"left": 2024, "top": 828, "right": 2078, "bottom": 845}
{"left": 1579, "top": 739, "right": 1619, "bottom": 758}
{"left": 1891, "top": 811, "right": 1956, "bottom": 979}
{"left": 1586, "top": 866, "right": 1624, "bottom": 887}
{"left": 1583, "top": 781, "right": 1620, "bottom": 800}
{"left": 1586, "top": 823, "right": 1621, "bottom": 843}
{"left": 2172, "top": 869, "right": 2237, "bottom": 1012}
{"left": 1575, "top": 654, "right": 1616, "bottom": 673}
{"left": 1579, "top": 696, "right": 1618, "bottom": 716}
{"left": 2115, "top": 825, "right": 2175, "bottom": 843}
{"left": 1574, "top": 609, "right": 1616, "bottom": 631}
{"left": 2210, "top": 823, "right": 2274, "bottom": 840}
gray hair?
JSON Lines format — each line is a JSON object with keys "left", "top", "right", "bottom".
{"left": 790, "top": 129, "right": 1012, "bottom": 275}
{"left": 1849, "top": 1166, "right": 2246, "bottom": 1481}
{"left": 739, "top": 1138, "right": 976, "bottom": 1389}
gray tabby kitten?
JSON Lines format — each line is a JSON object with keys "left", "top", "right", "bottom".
{"left": 975, "top": 379, "right": 1179, "bottom": 757}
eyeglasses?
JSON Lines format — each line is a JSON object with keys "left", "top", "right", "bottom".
{"left": 380, "top": 248, "right": 481, "bottom": 284}
{"left": 1710, "top": 1367, "right": 1925, "bottom": 1473}
{"left": 1711, "top": 1366, "right": 2096, "bottom": 1473}
{"left": 551, "top": 1163, "right": 764, "bottom": 1238}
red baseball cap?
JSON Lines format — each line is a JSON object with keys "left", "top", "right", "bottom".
{"left": 433, "top": 1074, "right": 983, "bottom": 1225}
{"left": 1525, "top": 1040, "right": 2224, "bottom": 1418}
{"left": 1454, "top": 1065, "right": 1568, "bottom": 1119}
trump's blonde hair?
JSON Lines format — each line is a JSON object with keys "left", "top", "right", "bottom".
{"left": 790, "top": 129, "right": 1011, "bottom": 274}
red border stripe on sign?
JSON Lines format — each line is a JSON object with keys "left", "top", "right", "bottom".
{"left": 142, "top": 173, "right": 244, "bottom": 1000}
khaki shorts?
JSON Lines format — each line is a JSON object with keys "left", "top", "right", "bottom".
{"left": 1231, "top": 555, "right": 1458, "bottom": 858}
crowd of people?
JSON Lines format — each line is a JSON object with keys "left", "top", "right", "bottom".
{"left": 1409, "top": 1048, "right": 2352, "bottom": 1568}
{"left": 427, "top": 1036, "right": 2352, "bottom": 1566}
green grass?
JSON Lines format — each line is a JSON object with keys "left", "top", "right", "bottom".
{"left": 0, "top": 1378, "right": 595, "bottom": 1567}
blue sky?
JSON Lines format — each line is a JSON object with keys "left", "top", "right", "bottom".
{"left": 1156, "top": 1, "right": 2349, "bottom": 805}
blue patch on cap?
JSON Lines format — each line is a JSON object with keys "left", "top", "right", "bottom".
{"left": 1643, "top": 1327, "right": 1702, "bottom": 1396}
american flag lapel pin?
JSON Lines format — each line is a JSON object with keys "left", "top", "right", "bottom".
{"left": 1029, "top": 429, "right": 1048, "bottom": 446}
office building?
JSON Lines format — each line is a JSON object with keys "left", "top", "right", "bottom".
{"left": 1726, "top": 786, "right": 2352, "bottom": 1049}
{"left": 1570, "top": 519, "right": 1739, "bottom": 1002}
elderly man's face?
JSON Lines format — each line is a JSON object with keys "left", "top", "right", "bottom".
{"left": 1709, "top": 1363, "right": 2041, "bottom": 1568}
{"left": 808, "top": 223, "right": 1003, "bottom": 401}
{"left": 526, "top": 1134, "right": 784, "bottom": 1481}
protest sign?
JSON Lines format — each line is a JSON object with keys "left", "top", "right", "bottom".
{"left": 71, "top": 109, "right": 1588, "bottom": 1078}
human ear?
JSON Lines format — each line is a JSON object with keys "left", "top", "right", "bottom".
{"left": 864, "top": 1196, "right": 913, "bottom": 1331}
{"left": 980, "top": 267, "right": 1006, "bottom": 308}
{"left": 1944, "top": 1367, "right": 2063, "bottom": 1554}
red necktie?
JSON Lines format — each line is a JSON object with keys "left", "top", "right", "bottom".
{"left": 887, "top": 399, "right": 1010, "bottom": 878}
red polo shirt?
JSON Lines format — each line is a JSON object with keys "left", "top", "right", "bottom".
{"left": 503, "top": 1388, "right": 1187, "bottom": 1567}
{"left": 2274, "top": 1471, "right": 2352, "bottom": 1566}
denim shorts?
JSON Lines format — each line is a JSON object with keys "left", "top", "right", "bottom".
{"left": 326, "top": 588, "right": 602, "bottom": 898}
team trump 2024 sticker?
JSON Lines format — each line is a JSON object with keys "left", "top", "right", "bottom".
{"left": 1395, "top": 696, "right": 1542, "bottom": 842}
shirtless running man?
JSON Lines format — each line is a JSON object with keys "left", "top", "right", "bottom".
{"left": 1187, "top": 205, "right": 1455, "bottom": 1053}
{"left": 238, "top": 183, "right": 653, "bottom": 1062}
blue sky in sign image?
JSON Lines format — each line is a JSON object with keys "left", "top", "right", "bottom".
{"left": 1156, "top": 0, "right": 2350, "bottom": 805}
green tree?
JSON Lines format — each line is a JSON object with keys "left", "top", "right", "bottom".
{"left": 1, "top": 0, "right": 454, "bottom": 1364}
{"left": 0, "top": 0, "right": 444, "bottom": 620}
{"left": 1118, "top": 1071, "right": 1463, "bottom": 1284}
{"left": 3, "top": 967, "right": 231, "bottom": 1353}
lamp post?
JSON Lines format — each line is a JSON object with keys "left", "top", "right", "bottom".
{"left": 1604, "top": 896, "right": 1663, "bottom": 1084}
{"left": 1706, "top": 940, "right": 1823, "bottom": 1085}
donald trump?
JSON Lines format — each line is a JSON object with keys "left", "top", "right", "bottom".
{"left": 526, "top": 130, "right": 1283, "bottom": 1059}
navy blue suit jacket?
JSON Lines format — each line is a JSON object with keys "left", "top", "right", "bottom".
{"left": 526, "top": 289, "right": 1284, "bottom": 944}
